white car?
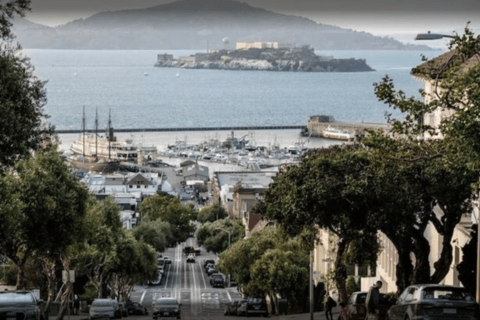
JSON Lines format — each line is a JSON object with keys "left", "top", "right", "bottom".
{"left": 186, "top": 254, "right": 195, "bottom": 263}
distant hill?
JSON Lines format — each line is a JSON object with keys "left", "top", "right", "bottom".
{"left": 13, "top": 0, "right": 432, "bottom": 50}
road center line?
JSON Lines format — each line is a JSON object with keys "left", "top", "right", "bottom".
{"left": 226, "top": 290, "right": 232, "bottom": 302}
{"left": 199, "top": 261, "right": 207, "bottom": 289}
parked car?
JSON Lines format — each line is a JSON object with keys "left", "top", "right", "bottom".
{"left": 204, "top": 263, "right": 214, "bottom": 273}
{"left": 246, "top": 297, "right": 269, "bottom": 317}
{"left": 89, "top": 299, "right": 122, "bottom": 320}
{"left": 206, "top": 267, "right": 218, "bottom": 276}
{"left": 152, "top": 297, "right": 181, "bottom": 319}
{"left": 224, "top": 299, "right": 247, "bottom": 316}
{"left": 186, "top": 254, "right": 195, "bottom": 263}
{"left": 163, "top": 257, "right": 172, "bottom": 265}
{"left": 0, "top": 290, "right": 48, "bottom": 320}
{"left": 386, "top": 284, "right": 479, "bottom": 320}
{"left": 339, "top": 291, "right": 392, "bottom": 320}
{"left": 203, "top": 259, "right": 215, "bottom": 268}
{"left": 210, "top": 274, "right": 225, "bottom": 288}
{"left": 125, "top": 301, "right": 148, "bottom": 315}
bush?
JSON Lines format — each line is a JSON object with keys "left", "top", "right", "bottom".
{"left": 346, "top": 276, "right": 360, "bottom": 295}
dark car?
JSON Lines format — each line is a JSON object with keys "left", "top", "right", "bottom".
{"left": 210, "top": 274, "right": 225, "bottom": 288}
{"left": 206, "top": 267, "right": 218, "bottom": 276}
{"left": 186, "top": 254, "right": 195, "bottom": 263}
{"left": 0, "top": 291, "right": 48, "bottom": 320}
{"left": 118, "top": 303, "right": 129, "bottom": 317}
{"left": 246, "top": 297, "right": 269, "bottom": 317}
{"left": 386, "top": 284, "right": 479, "bottom": 320}
{"left": 152, "top": 298, "right": 181, "bottom": 319}
{"left": 204, "top": 263, "right": 215, "bottom": 273}
{"left": 203, "top": 259, "right": 215, "bottom": 267}
{"left": 339, "top": 291, "right": 393, "bottom": 320}
{"left": 125, "top": 302, "right": 148, "bottom": 315}
{"left": 224, "top": 299, "right": 247, "bottom": 316}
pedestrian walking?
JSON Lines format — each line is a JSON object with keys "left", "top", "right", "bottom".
{"left": 73, "top": 295, "right": 80, "bottom": 315}
{"left": 324, "top": 295, "right": 337, "bottom": 320}
{"left": 365, "top": 280, "right": 383, "bottom": 320}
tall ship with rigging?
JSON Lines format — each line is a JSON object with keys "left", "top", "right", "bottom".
{"left": 69, "top": 109, "right": 158, "bottom": 172}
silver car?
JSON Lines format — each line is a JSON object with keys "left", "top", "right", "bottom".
{"left": 386, "top": 284, "right": 479, "bottom": 320}
{"left": 152, "top": 297, "right": 181, "bottom": 319}
{"left": 89, "top": 299, "right": 121, "bottom": 320}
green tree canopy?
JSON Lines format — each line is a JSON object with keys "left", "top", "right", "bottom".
{"left": 0, "top": 0, "right": 53, "bottom": 170}
{"left": 0, "top": 148, "right": 89, "bottom": 289}
{"left": 140, "top": 194, "right": 196, "bottom": 244}
{"left": 197, "top": 204, "right": 228, "bottom": 223}
{"left": 196, "top": 218, "right": 245, "bottom": 254}
{"left": 131, "top": 219, "right": 174, "bottom": 252}
{"left": 217, "top": 227, "right": 309, "bottom": 312}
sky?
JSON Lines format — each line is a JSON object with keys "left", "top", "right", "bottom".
{"left": 25, "top": 0, "right": 480, "bottom": 40}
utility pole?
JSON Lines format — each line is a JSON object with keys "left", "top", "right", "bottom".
{"left": 310, "top": 249, "right": 314, "bottom": 320}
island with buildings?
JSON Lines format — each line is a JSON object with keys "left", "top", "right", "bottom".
{"left": 154, "top": 42, "right": 375, "bottom": 72}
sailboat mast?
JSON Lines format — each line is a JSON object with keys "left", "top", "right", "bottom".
{"left": 82, "top": 106, "right": 86, "bottom": 158}
{"left": 95, "top": 108, "right": 98, "bottom": 158}
{"left": 108, "top": 109, "right": 111, "bottom": 160}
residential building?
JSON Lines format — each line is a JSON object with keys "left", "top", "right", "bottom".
{"left": 211, "top": 171, "right": 275, "bottom": 215}
{"left": 157, "top": 53, "right": 174, "bottom": 61}
{"left": 232, "top": 184, "right": 267, "bottom": 238}
{"left": 183, "top": 163, "right": 209, "bottom": 184}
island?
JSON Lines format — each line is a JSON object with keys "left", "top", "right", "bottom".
{"left": 154, "top": 45, "right": 375, "bottom": 72}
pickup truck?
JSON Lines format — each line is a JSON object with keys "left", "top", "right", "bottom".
{"left": 183, "top": 246, "right": 201, "bottom": 256}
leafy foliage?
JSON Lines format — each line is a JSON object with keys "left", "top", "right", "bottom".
{"left": 217, "top": 227, "right": 309, "bottom": 312}
{"left": 0, "top": 148, "right": 89, "bottom": 288}
{"left": 197, "top": 204, "right": 228, "bottom": 223}
{"left": 140, "top": 194, "right": 196, "bottom": 244}
{"left": 196, "top": 218, "right": 245, "bottom": 254}
{"left": 131, "top": 219, "right": 173, "bottom": 252}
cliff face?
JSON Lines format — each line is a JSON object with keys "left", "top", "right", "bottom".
{"left": 154, "top": 46, "right": 375, "bottom": 72}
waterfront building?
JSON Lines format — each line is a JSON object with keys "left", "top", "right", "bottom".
{"left": 235, "top": 42, "right": 292, "bottom": 50}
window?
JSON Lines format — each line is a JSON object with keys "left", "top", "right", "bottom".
{"left": 137, "top": 185, "right": 140, "bottom": 189}
{"left": 405, "top": 287, "right": 416, "bottom": 301}
{"left": 129, "top": 185, "right": 133, "bottom": 188}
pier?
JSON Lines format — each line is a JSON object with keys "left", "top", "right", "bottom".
{"left": 55, "top": 125, "right": 305, "bottom": 134}
{"left": 305, "top": 115, "right": 390, "bottom": 140}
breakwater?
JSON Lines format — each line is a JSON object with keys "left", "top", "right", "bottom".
{"left": 55, "top": 125, "right": 306, "bottom": 134}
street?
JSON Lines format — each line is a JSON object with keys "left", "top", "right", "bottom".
{"left": 129, "top": 236, "right": 242, "bottom": 320}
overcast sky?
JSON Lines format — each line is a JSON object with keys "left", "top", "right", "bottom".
{"left": 25, "top": 0, "right": 479, "bottom": 37}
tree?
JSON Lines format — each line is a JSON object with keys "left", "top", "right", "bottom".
{"left": 76, "top": 197, "right": 124, "bottom": 298}
{"left": 217, "top": 227, "right": 309, "bottom": 313}
{"left": 456, "top": 225, "right": 477, "bottom": 296}
{"left": 0, "top": 148, "right": 89, "bottom": 289}
{"left": 196, "top": 219, "right": 245, "bottom": 254}
{"left": 131, "top": 219, "right": 173, "bottom": 252}
{"left": 197, "top": 204, "right": 228, "bottom": 223}
{"left": 257, "top": 145, "right": 381, "bottom": 303}
{"left": 0, "top": 0, "right": 53, "bottom": 170}
{"left": 140, "top": 194, "right": 196, "bottom": 244}
{"left": 369, "top": 27, "right": 480, "bottom": 292}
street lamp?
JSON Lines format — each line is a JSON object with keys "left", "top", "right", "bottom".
{"left": 416, "top": 30, "right": 480, "bottom": 304}
{"left": 414, "top": 31, "right": 455, "bottom": 40}
{"left": 215, "top": 227, "right": 231, "bottom": 287}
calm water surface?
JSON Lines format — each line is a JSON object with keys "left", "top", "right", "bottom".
{"left": 25, "top": 49, "right": 442, "bottom": 131}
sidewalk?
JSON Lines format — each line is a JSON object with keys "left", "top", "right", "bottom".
{"left": 272, "top": 306, "right": 341, "bottom": 320}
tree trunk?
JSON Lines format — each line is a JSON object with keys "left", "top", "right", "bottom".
{"left": 395, "top": 248, "right": 414, "bottom": 295}
{"left": 334, "top": 238, "right": 349, "bottom": 304}
{"left": 412, "top": 235, "right": 432, "bottom": 284}
{"left": 15, "top": 265, "right": 25, "bottom": 290}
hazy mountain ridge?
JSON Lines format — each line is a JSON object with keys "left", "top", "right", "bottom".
{"left": 12, "top": 0, "right": 432, "bottom": 50}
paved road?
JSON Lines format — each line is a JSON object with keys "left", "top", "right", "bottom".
{"left": 129, "top": 236, "right": 241, "bottom": 320}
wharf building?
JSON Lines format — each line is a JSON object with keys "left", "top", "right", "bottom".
{"left": 312, "top": 45, "right": 480, "bottom": 294}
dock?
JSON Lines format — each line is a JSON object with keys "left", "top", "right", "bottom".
{"left": 55, "top": 125, "right": 305, "bottom": 134}
{"left": 305, "top": 115, "right": 390, "bottom": 140}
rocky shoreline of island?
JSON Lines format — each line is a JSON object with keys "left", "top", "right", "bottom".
{"left": 154, "top": 45, "right": 375, "bottom": 72}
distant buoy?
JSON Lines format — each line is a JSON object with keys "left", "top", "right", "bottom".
{"left": 73, "top": 72, "right": 78, "bottom": 77}
{"left": 144, "top": 72, "right": 148, "bottom": 76}
{"left": 176, "top": 72, "right": 180, "bottom": 77}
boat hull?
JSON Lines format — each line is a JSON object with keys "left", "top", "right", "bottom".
{"left": 69, "top": 159, "right": 120, "bottom": 173}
